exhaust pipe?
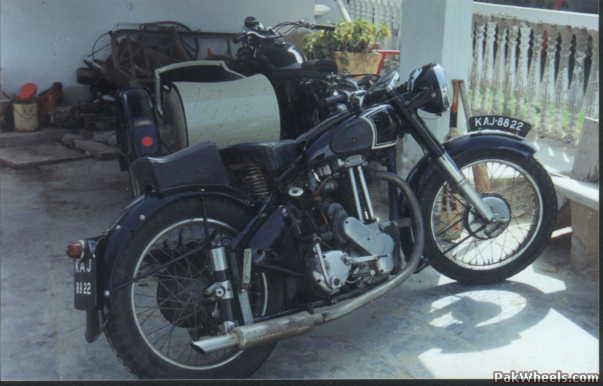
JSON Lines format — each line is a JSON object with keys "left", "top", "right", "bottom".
{"left": 192, "top": 258, "right": 419, "bottom": 353}
{"left": 192, "top": 172, "right": 424, "bottom": 353}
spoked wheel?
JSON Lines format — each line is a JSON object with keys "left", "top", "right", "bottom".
{"left": 105, "top": 198, "right": 284, "bottom": 379}
{"left": 420, "top": 150, "right": 557, "bottom": 284}
{"left": 131, "top": 219, "right": 269, "bottom": 369}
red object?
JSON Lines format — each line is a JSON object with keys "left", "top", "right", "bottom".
{"left": 17, "top": 83, "right": 38, "bottom": 101}
{"left": 142, "top": 136, "right": 154, "bottom": 147}
{"left": 38, "top": 82, "right": 63, "bottom": 124}
{"left": 375, "top": 50, "right": 400, "bottom": 75}
{"left": 66, "top": 241, "right": 84, "bottom": 259}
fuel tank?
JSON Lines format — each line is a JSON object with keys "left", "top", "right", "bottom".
{"left": 305, "top": 104, "right": 400, "bottom": 165}
{"left": 256, "top": 39, "right": 305, "bottom": 69}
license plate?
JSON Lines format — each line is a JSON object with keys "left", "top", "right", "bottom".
{"left": 468, "top": 115, "right": 531, "bottom": 137}
{"left": 74, "top": 255, "right": 97, "bottom": 310}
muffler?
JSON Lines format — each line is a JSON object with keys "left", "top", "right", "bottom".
{"left": 192, "top": 256, "right": 420, "bottom": 353}
{"left": 192, "top": 172, "right": 424, "bottom": 354}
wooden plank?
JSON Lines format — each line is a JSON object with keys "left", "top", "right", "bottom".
{"left": 73, "top": 139, "right": 120, "bottom": 160}
{"left": 61, "top": 133, "right": 86, "bottom": 147}
{"left": 0, "top": 128, "right": 68, "bottom": 148}
{"left": 0, "top": 143, "right": 89, "bottom": 169}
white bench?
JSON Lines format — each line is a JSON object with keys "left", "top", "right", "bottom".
{"left": 551, "top": 117, "right": 599, "bottom": 279}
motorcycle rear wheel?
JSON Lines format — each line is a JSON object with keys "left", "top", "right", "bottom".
{"left": 104, "top": 197, "right": 284, "bottom": 379}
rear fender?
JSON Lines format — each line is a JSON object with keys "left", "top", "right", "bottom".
{"left": 407, "top": 131, "right": 536, "bottom": 194}
{"left": 96, "top": 188, "right": 254, "bottom": 305}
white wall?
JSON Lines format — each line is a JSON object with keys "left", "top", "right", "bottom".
{"left": 0, "top": 0, "right": 313, "bottom": 102}
{"left": 314, "top": 0, "right": 343, "bottom": 23}
{"left": 398, "top": 0, "right": 473, "bottom": 174}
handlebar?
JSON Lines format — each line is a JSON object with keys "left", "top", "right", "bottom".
{"left": 238, "top": 19, "right": 335, "bottom": 43}
{"left": 234, "top": 29, "right": 280, "bottom": 43}
{"left": 309, "top": 23, "right": 335, "bottom": 31}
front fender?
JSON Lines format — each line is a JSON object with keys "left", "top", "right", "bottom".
{"left": 96, "top": 188, "right": 254, "bottom": 302}
{"left": 407, "top": 131, "right": 536, "bottom": 194}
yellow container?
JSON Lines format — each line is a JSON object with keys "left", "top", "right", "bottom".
{"left": 334, "top": 51, "right": 382, "bottom": 77}
{"left": 13, "top": 100, "right": 39, "bottom": 132}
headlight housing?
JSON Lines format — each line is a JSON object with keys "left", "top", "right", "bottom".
{"left": 408, "top": 63, "right": 450, "bottom": 115}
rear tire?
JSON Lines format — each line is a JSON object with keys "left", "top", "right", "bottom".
{"left": 104, "top": 197, "right": 284, "bottom": 379}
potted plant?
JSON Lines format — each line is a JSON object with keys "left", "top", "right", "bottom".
{"left": 304, "top": 19, "right": 391, "bottom": 76}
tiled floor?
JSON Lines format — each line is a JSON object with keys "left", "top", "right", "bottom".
{"left": 0, "top": 158, "right": 598, "bottom": 380}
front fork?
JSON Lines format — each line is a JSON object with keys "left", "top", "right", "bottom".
{"left": 401, "top": 108, "right": 496, "bottom": 223}
{"left": 343, "top": 153, "right": 495, "bottom": 224}
{"left": 436, "top": 153, "right": 495, "bottom": 222}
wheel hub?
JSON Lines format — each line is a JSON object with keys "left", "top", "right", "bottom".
{"left": 464, "top": 194, "right": 511, "bottom": 240}
{"left": 156, "top": 261, "right": 213, "bottom": 329}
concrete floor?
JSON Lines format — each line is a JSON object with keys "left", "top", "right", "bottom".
{"left": 0, "top": 159, "right": 599, "bottom": 380}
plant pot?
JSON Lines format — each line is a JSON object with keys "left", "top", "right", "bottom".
{"left": 334, "top": 51, "right": 382, "bottom": 76}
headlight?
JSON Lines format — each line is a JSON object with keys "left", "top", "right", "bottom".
{"left": 408, "top": 63, "right": 450, "bottom": 115}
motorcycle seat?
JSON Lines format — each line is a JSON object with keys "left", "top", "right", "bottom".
{"left": 130, "top": 141, "right": 230, "bottom": 192}
{"left": 220, "top": 140, "right": 298, "bottom": 175}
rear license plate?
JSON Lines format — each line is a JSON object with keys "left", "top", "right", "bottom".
{"left": 468, "top": 115, "right": 531, "bottom": 137}
{"left": 74, "top": 255, "right": 97, "bottom": 310}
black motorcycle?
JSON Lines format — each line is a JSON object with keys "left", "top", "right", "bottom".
{"left": 115, "top": 16, "right": 365, "bottom": 196}
{"left": 219, "top": 16, "right": 371, "bottom": 138}
{"left": 68, "top": 64, "right": 556, "bottom": 379}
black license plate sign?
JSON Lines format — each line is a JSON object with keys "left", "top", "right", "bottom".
{"left": 469, "top": 115, "right": 531, "bottom": 137}
{"left": 74, "top": 255, "right": 97, "bottom": 310}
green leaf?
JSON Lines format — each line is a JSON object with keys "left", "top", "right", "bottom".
{"left": 303, "top": 19, "right": 392, "bottom": 59}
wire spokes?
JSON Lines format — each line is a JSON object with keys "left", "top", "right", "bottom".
{"left": 431, "top": 159, "right": 543, "bottom": 270}
{"left": 130, "top": 218, "right": 270, "bottom": 370}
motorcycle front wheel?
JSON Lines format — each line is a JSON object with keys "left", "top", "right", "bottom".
{"left": 104, "top": 197, "right": 284, "bottom": 379}
{"left": 419, "top": 149, "right": 557, "bottom": 284}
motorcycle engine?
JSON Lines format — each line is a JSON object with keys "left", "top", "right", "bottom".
{"left": 311, "top": 245, "right": 350, "bottom": 294}
{"left": 310, "top": 202, "right": 397, "bottom": 296}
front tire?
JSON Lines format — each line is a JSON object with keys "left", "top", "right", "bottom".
{"left": 104, "top": 197, "right": 284, "bottom": 379}
{"left": 420, "top": 150, "right": 556, "bottom": 284}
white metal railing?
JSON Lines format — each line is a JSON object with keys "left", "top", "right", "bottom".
{"left": 470, "top": 2, "right": 599, "bottom": 144}
{"left": 344, "top": 0, "right": 402, "bottom": 49}
{"left": 344, "top": 1, "right": 598, "bottom": 144}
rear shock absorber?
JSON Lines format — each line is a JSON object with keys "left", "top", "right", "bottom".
{"left": 207, "top": 246, "right": 236, "bottom": 332}
{"left": 241, "top": 164, "right": 270, "bottom": 198}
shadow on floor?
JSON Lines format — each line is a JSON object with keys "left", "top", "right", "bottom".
{"left": 256, "top": 237, "right": 598, "bottom": 378}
